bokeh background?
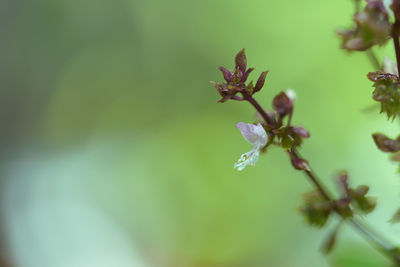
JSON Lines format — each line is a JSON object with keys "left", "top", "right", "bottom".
{"left": 2, "top": 0, "right": 400, "bottom": 266}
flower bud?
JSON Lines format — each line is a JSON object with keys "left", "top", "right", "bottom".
{"left": 235, "top": 48, "right": 247, "bottom": 73}
{"left": 372, "top": 133, "right": 400, "bottom": 152}
{"left": 218, "top": 67, "right": 232, "bottom": 83}
{"left": 212, "top": 49, "right": 271, "bottom": 102}
{"left": 337, "top": 0, "right": 391, "bottom": 51}
{"left": 368, "top": 72, "right": 400, "bottom": 119}
{"left": 292, "top": 126, "right": 310, "bottom": 138}
{"left": 291, "top": 157, "right": 311, "bottom": 171}
{"left": 273, "top": 90, "right": 295, "bottom": 117}
{"left": 253, "top": 71, "right": 269, "bottom": 93}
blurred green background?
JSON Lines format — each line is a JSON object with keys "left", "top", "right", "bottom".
{"left": 2, "top": 0, "right": 400, "bottom": 266}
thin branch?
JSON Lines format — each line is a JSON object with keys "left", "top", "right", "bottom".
{"left": 244, "top": 94, "right": 276, "bottom": 126}
{"left": 393, "top": 21, "right": 400, "bottom": 74}
{"left": 393, "top": 36, "right": 400, "bottom": 74}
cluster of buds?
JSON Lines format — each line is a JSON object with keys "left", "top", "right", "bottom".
{"left": 337, "top": 0, "right": 391, "bottom": 51}
{"left": 212, "top": 49, "right": 311, "bottom": 170}
{"left": 210, "top": 48, "right": 268, "bottom": 103}
{"left": 336, "top": 172, "right": 377, "bottom": 215}
{"left": 233, "top": 92, "right": 310, "bottom": 170}
{"left": 300, "top": 172, "right": 376, "bottom": 228}
{"left": 368, "top": 70, "right": 400, "bottom": 119}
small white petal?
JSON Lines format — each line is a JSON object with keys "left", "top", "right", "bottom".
{"left": 285, "top": 89, "right": 296, "bottom": 101}
{"left": 236, "top": 122, "right": 268, "bottom": 146}
{"left": 234, "top": 147, "right": 260, "bottom": 171}
{"left": 235, "top": 122, "right": 269, "bottom": 171}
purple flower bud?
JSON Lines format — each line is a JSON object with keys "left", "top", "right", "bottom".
{"left": 273, "top": 90, "right": 295, "bottom": 117}
{"left": 292, "top": 126, "right": 310, "bottom": 138}
{"left": 372, "top": 133, "right": 400, "bottom": 152}
{"left": 218, "top": 67, "right": 232, "bottom": 83}
{"left": 291, "top": 158, "right": 311, "bottom": 171}
{"left": 241, "top": 68, "right": 254, "bottom": 83}
{"left": 254, "top": 71, "right": 269, "bottom": 93}
{"left": 235, "top": 48, "right": 247, "bottom": 73}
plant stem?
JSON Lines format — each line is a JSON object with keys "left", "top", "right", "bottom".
{"left": 244, "top": 95, "right": 400, "bottom": 265}
{"left": 348, "top": 218, "right": 399, "bottom": 262}
{"left": 393, "top": 21, "right": 400, "bottom": 74}
{"left": 244, "top": 94, "right": 275, "bottom": 126}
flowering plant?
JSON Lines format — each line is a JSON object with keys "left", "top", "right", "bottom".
{"left": 210, "top": 0, "right": 400, "bottom": 264}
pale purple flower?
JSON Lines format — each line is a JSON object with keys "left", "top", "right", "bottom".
{"left": 234, "top": 122, "right": 268, "bottom": 171}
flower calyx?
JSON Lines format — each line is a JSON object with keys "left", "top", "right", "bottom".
{"left": 211, "top": 48, "right": 269, "bottom": 103}
{"left": 337, "top": 0, "right": 391, "bottom": 51}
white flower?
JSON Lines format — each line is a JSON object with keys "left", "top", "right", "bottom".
{"left": 234, "top": 122, "right": 268, "bottom": 171}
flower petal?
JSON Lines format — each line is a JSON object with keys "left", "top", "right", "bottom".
{"left": 234, "top": 147, "right": 260, "bottom": 171}
{"left": 236, "top": 122, "right": 268, "bottom": 146}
